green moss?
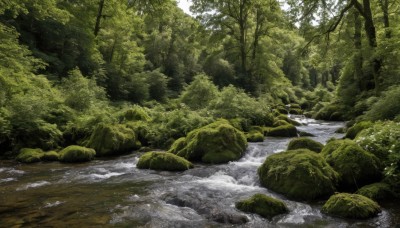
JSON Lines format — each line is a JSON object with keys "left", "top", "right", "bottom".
{"left": 322, "top": 193, "right": 381, "bottom": 219}
{"left": 59, "top": 145, "right": 96, "bottom": 163}
{"left": 345, "top": 121, "right": 373, "bottom": 139}
{"left": 276, "top": 106, "right": 288, "bottom": 115}
{"left": 276, "top": 114, "right": 301, "bottom": 126}
{"left": 322, "top": 140, "right": 382, "bottom": 190}
{"left": 258, "top": 149, "right": 339, "bottom": 200}
{"left": 273, "top": 120, "right": 290, "bottom": 127}
{"left": 314, "top": 104, "right": 344, "bottom": 121}
{"left": 16, "top": 148, "right": 44, "bottom": 163}
{"left": 125, "top": 121, "right": 152, "bottom": 146}
{"left": 266, "top": 124, "right": 297, "bottom": 137}
{"left": 86, "top": 123, "right": 141, "bottom": 156}
{"left": 287, "top": 137, "right": 323, "bottom": 153}
{"left": 123, "top": 105, "right": 150, "bottom": 122}
{"left": 246, "top": 131, "right": 264, "bottom": 142}
{"left": 235, "top": 194, "right": 288, "bottom": 219}
{"left": 137, "top": 151, "right": 193, "bottom": 171}
{"left": 228, "top": 118, "right": 251, "bottom": 132}
{"left": 355, "top": 182, "right": 394, "bottom": 202}
{"left": 41, "top": 151, "right": 59, "bottom": 161}
{"left": 289, "top": 103, "right": 301, "bottom": 109}
{"left": 320, "top": 139, "right": 348, "bottom": 159}
{"left": 168, "top": 119, "right": 247, "bottom": 164}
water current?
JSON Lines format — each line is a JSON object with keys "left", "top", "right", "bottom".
{"left": 1, "top": 116, "right": 399, "bottom": 227}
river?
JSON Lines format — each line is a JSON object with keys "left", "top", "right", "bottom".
{"left": 1, "top": 116, "right": 399, "bottom": 227}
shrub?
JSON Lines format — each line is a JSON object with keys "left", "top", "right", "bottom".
{"left": 169, "top": 120, "right": 247, "bottom": 163}
{"left": 322, "top": 193, "right": 381, "bottom": 219}
{"left": 145, "top": 70, "right": 169, "bottom": 102}
{"left": 287, "top": 137, "right": 323, "bottom": 152}
{"left": 59, "top": 145, "right": 96, "bottom": 162}
{"left": 235, "top": 194, "right": 288, "bottom": 219}
{"left": 364, "top": 85, "right": 400, "bottom": 121}
{"left": 258, "top": 149, "right": 339, "bottom": 200}
{"left": 180, "top": 74, "right": 218, "bottom": 110}
{"left": 121, "top": 105, "right": 151, "bottom": 122}
{"left": 345, "top": 121, "right": 373, "bottom": 139}
{"left": 137, "top": 151, "right": 193, "bottom": 171}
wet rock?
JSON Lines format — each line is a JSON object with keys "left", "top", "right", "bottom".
{"left": 355, "top": 182, "right": 394, "bottom": 202}
{"left": 169, "top": 119, "right": 247, "bottom": 164}
{"left": 136, "top": 151, "right": 193, "bottom": 171}
{"left": 208, "top": 208, "right": 248, "bottom": 224}
{"left": 266, "top": 124, "right": 297, "bottom": 137}
{"left": 59, "top": 145, "right": 95, "bottom": 162}
{"left": 322, "top": 193, "right": 381, "bottom": 219}
{"left": 287, "top": 137, "right": 323, "bottom": 153}
{"left": 235, "top": 193, "right": 288, "bottom": 219}
{"left": 16, "top": 148, "right": 44, "bottom": 163}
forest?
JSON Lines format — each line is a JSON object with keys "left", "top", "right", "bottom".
{"left": 0, "top": 0, "right": 399, "bottom": 226}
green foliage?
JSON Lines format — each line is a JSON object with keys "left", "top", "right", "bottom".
{"left": 364, "top": 86, "right": 400, "bottom": 121}
{"left": 169, "top": 120, "right": 247, "bottom": 163}
{"left": 235, "top": 194, "right": 288, "bottom": 219}
{"left": 209, "top": 85, "right": 273, "bottom": 126}
{"left": 16, "top": 148, "right": 44, "bottom": 163}
{"left": 322, "top": 193, "right": 381, "bottom": 219}
{"left": 137, "top": 151, "right": 193, "bottom": 171}
{"left": 287, "top": 137, "right": 323, "bottom": 152}
{"left": 146, "top": 70, "right": 169, "bottom": 102}
{"left": 258, "top": 149, "right": 339, "bottom": 200}
{"left": 322, "top": 140, "right": 382, "bottom": 190}
{"left": 121, "top": 105, "right": 151, "bottom": 122}
{"left": 180, "top": 74, "right": 218, "bottom": 110}
{"left": 85, "top": 123, "right": 141, "bottom": 156}
{"left": 356, "top": 121, "right": 400, "bottom": 177}
{"left": 246, "top": 131, "right": 264, "bottom": 142}
{"left": 59, "top": 145, "right": 96, "bottom": 163}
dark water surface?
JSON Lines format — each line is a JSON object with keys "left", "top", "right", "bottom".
{"left": 1, "top": 116, "right": 399, "bottom": 227}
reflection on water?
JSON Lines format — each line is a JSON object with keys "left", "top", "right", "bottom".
{"left": 0, "top": 116, "right": 399, "bottom": 227}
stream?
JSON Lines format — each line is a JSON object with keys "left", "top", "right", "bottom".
{"left": 1, "top": 116, "right": 399, "bottom": 227}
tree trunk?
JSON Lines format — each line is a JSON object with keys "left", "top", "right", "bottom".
{"left": 379, "top": 0, "right": 390, "bottom": 38}
{"left": 94, "top": 0, "right": 105, "bottom": 36}
{"left": 353, "top": 10, "right": 364, "bottom": 91}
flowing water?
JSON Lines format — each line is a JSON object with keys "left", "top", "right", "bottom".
{"left": 1, "top": 116, "right": 399, "bottom": 227}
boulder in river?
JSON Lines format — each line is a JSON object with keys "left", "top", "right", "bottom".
{"left": 86, "top": 123, "right": 141, "bottom": 156}
{"left": 345, "top": 121, "right": 373, "bottom": 139}
{"left": 235, "top": 193, "right": 288, "bottom": 219}
{"left": 258, "top": 149, "right": 339, "bottom": 200}
{"left": 16, "top": 148, "right": 44, "bottom": 163}
{"left": 59, "top": 145, "right": 96, "bottom": 162}
{"left": 287, "top": 137, "right": 323, "bottom": 153}
{"left": 355, "top": 182, "right": 394, "bottom": 202}
{"left": 137, "top": 151, "right": 193, "bottom": 171}
{"left": 41, "top": 151, "right": 59, "bottom": 161}
{"left": 246, "top": 130, "right": 264, "bottom": 142}
{"left": 321, "top": 140, "right": 382, "bottom": 191}
{"left": 322, "top": 193, "right": 381, "bottom": 219}
{"left": 266, "top": 124, "right": 297, "bottom": 137}
{"left": 168, "top": 119, "right": 247, "bottom": 163}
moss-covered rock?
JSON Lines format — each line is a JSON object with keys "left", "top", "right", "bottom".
{"left": 322, "top": 193, "right": 381, "bottom": 219}
{"left": 266, "top": 124, "right": 297, "bottom": 137}
{"left": 322, "top": 140, "right": 382, "bottom": 190}
{"left": 169, "top": 120, "right": 247, "bottom": 164}
{"left": 289, "top": 108, "right": 303, "bottom": 115}
{"left": 246, "top": 131, "right": 264, "bottom": 142}
{"left": 59, "top": 145, "right": 96, "bottom": 163}
{"left": 41, "top": 151, "right": 59, "bottom": 161}
{"left": 137, "top": 151, "right": 193, "bottom": 171}
{"left": 345, "top": 121, "right": 373, "bottom": 139}
{"left": 275, "top": 106, "right": 288, "bottom": 115}
{"left": 320, "top": 139, "right": 348, "bottom": 158}
{"left": 235, "top": 194, "right": 288, "bottom": 219}
{"left": 289, "top": 104, "right": 301, "bottom": 109}
{"left": 355, "top": 182, "right": 394, "bottom": 202}
{"left": 273, "top": 120, "right": 290, "bottom": 127}
{"left": 287, "top": 137, "right": 323, "bottom": 153}
{"left": 86, "top": 124, "right": 141, "bottom": 156}
{"left": 314, "top": 104, "right": 344, "bottom": 121}
{"left": 276, "top": 114, "right": 301, "bottom": 126}
{"left": 16, "top": 148, "right": 44, "bottom": 163}
{"left": 258, "top": 149, "right": 339, "bottom": 200}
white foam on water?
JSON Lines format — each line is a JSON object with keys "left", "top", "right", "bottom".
{"left": 43, "top": 201, "right": 64, "bottom": 208}
{"left": 194, "top": 171, "right": 262, "bottom": 191}
{"left": 6, "top": 169, "right": 25, "bottom": 175}
{"left": 113, "top": 162, "right": 136, "bottom": 170}
{"left": 0, "top": 177, "right": 16, "bottom": 183}
{"left": 88, "top": 172, "right": 124, "bottom": 180}
{"left": 17, "top": 180, "right": 50, "bottom": 191}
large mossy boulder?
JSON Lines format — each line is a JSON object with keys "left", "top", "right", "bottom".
{"left": 41, "top": 151, "right": 59, "bottom": 161}
{"left": 235, "top": 194, "right": 288, "bottom": 219}
{"left": 137, "top": 151, "right": 193, "bottom": 171}
{"left": 355, "top": 182, "right": 394, "bottom": 202}
{"left": 322, "top": 193, "right": 381, "bottom": 219}
{"left": 276, "top": 114, "right": 301, "bottom": 126}
{"left": 321, "top": 140, "right": 382, "bottom": 190}
{"left": 287, "top": 137, "right": 323, "bottom": 152}
{"left": 266, "top": 124, "right": 297, "bottom": 137}
{"left": 258, "top": 149, "right": 339, "bottom": 200}
{"left": 345, "top": 121, "right": 373, "bottom": 139}
{"left": 86, "top": 124, "right": 141, "bottom": 156}
{"left": 59, "top": 145, "right": 96, "bottom": 163}
{"left": 246, "top": 131, "right": 264, "bottom": 142}
{"left": 168, "top": 120, "right": 247, "bottom": 164}
{"left": 16, "top": 148, "right": 44, "bottom": 163}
